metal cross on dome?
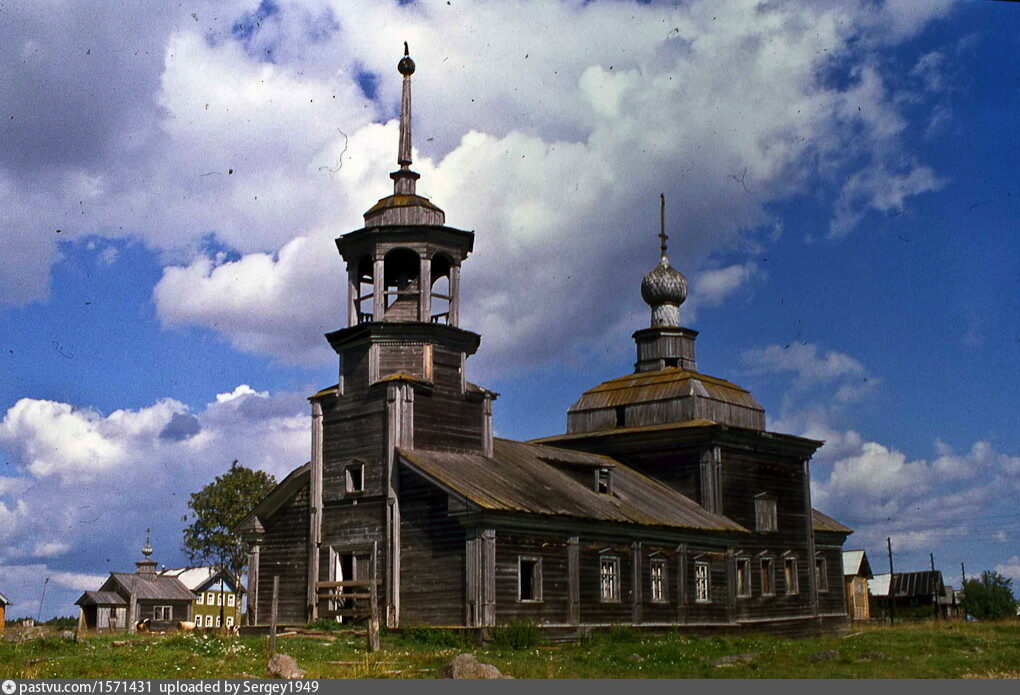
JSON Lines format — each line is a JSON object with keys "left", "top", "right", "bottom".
{"left": 659, "top": 193, "right": 669, "bottom": 257}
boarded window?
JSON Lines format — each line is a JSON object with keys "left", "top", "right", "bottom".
{"left": 815, "top": 557, "right": 828, "bottom": 592}
{"left": 600, "top": 556, "right": 620, "bottom": 602}
{"left": 518, "top": 557, "right": 542, "bottom": 602}
{"left": 650, "top": 558, "right": 667, "bottom": 602}
{"left": 755, "top": 494, "right": 777, "bottom": 532}
{"left": 346, "top": 464, "right": 365, "bottom": 493}
{"left": 695, "top": 561, "right": 711, "bottom": 603}
{"left": 785, "top": 558, "right": 799, "bottom": 595}
{"left": 736, "top": 557, "right": 751, "bottom": 597}
{"left": 760, "top": 558, "right": 775, "bottom": 596}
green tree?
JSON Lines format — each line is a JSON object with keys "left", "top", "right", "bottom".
{"left": 182, "top": 460, "right": 276, "bottom": 627}
{"left": 961, "top": 571, "right": 1018, "bottom": 621}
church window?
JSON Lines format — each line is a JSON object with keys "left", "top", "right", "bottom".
{"left": 600, "top": 555, "right": 620, "bottom": 602}
{"left": 785, "top": 557, "right": 799, "bottom": 595}
{"left": 760, "top": 557, "right": 775, "bottom": 596}
{"left": 695, "top": 561, "right": 711, "bottom": 602}
{"left": 755, "top": 493, "right": 777, "bottom": 532}
{"left": 815, "top": 557, "right": 828, "bottom": 592}
{"left": 518, "top": 557, "right": 542, "bottom": 602}
{"left": 649, "top": 558, "right": 667, "bottom": 602}
{"left": 736, "top": 557, "right": 751, "bottom": 597}
{"left": 596, "top": 467, "right": 612, "bottom": 495}
{"left": 346, "top": 464, "right": 365, "bottom": 493}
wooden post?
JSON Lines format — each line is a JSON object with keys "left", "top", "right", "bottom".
{"left": 269, "top": 576, "right": 279, "bottom": 657}
{"left": 567, "top": 536, "right": 579, "bottom": 626}
{"left": 127, "top": 592, "right": 137, "bottom": 634}
{"left": 368, "top": 560, "right": 380, "bottom": 652}
{"left": 886, "top": 537, "right": 895, "bottom": 625}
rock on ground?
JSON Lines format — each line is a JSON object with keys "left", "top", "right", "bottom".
{"left": 808, "top": 650, "right": 840, "bottom": 663}
{"left": 712, "top": 652, "right": 759, "bottom": 667}
{"left": 267, "top": 653, "right": 306, "bottom": 679}
{"left": 437, "top": 653, "right": 509, "bottom": 679}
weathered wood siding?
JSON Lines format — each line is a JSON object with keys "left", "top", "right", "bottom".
{"left": 398, "top": 468, "right": 466, "bottom": 626}
{"left": 493, "top": 530, "right": 570, "bottom": 624}
{"left": 258, "top": 483, "right": 310, "bottom": 624}
{"left": 814, "top": 533, "right": 848, "bottom": 616}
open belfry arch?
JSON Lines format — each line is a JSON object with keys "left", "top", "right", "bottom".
{"left": 236, "top": 45, "right": 853, "bottom": 637}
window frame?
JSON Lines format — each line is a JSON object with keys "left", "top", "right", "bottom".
{"left": 227, "top": 593, "right": 236, "bottom": 607}
{"left": 346, "top": 462, "right": 365, "bottom": 494}
{"left": 754, "top": 493, "right": 778, "bottom": 532}
{"left": 595, "top": 467, "right": 613, "bottom": 495}
{"left": 517, "top": 555, "right": 543, "bottom": 603}
{"left": 784, "top": 556, "right": 799, "bottom": 595}
{"left": 735, "top": 556, "right": 752, "bottom": 598}
{"left": 760, "top": 556, "right": 775, "bottom": 597}
{"left": 226, "top": 615, "right": 234, "bottom": 628}
{"left": 815, "top": 556, "right": 829, "bottom": 592}
{"left": 153, "top": 605, "right": 172, "bottom": 621}
{"left": 206, "top": 591, "right": 215, "bottom": 605}
{"left": 649, "top": 557, "right": 668, "bottom": 603}
{"left": 599, "top": 555, "right": 621, "bottom": 603}
{"left": 694, "top": 560, "right": 711, "bottom": 603}
{"left": 196, "top": 592, "right": 204, "bottom": 606}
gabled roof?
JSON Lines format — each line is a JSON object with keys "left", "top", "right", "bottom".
{"left": 234, "top": 462, "right": 310, "bottom": 534}
{"left": 812, "top": 508, "right": 853, "bottom": 534}
{"left": 107, "top": 573, "right": 195, "bottom": 602}
{"left": 75, "top": 591, "right": 127, "bottom": 607}
{"left": 842, "top": 549, "right": 873, "bottom": 578}
{"left": 398, "top": 439, "right": 747, "bottom": 532}
{"left": 161, "top": 567, "right": 243, "bottom": 593}
{"left": 0, "top": 591, "right": 11, "bottom": 606}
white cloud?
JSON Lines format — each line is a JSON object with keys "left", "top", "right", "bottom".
{"left": 0, "top": 384, "right": 309, "bottom": 617}
{"left": 742, "top": 342, "right": 874, "bottom": 401}
{"left": 0, "top": 0, "right": 956, "bottom": 373}
{"left": 995, "top": 557, "right": 1020, "bottom": 583}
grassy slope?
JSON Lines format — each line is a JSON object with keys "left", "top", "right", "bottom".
{"left": 2, "top": 622, "right": 1018, "bottom": 679}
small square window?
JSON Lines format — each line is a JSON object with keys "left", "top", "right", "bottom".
{"left": 518, "top": 557, "right": 542, "bottom": 602}
{"left": 736, "top": 558, "right": 751, "bottom": 597}
{"left": 760, "top": 557, "right": 775, "bottom": 596}
{"left": 346, "top": 464, "right": 365, "bottom": 493}
{"left": 695, "top": 561, "right": 711, "bottom": 603}
{"left": 785, "top": 558, "right": 799, "bottom": 595}
{"left": 600, "top": 556, "right": 621, "bottom": 602}
{"left": 649, "top": 558, "right": 667, "bottom": 603}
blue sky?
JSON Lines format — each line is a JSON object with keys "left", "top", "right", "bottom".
{"left": 0, "top": 0, "right": 1017, "bottom": 619}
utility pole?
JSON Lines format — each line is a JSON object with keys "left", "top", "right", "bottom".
{"left": 36, "top": 577, "right": 50, "bottom": 624}
{"left": 960, "top": 562, "right": 966, "bottom": 585}
{"left": 887, "top": 537, "right": 895, "bottom": 625}
{"left": 930, "top": 552, "right": 939, "bottom": 620}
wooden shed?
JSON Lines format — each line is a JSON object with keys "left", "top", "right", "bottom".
{"left": 842, "top": 549, "right": 873, "bottom": 620}
{"left": 0, "top": 591, "right": 10, "bottom": 632}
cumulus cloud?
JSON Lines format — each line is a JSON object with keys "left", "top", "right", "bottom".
{"left": 995, "top": 557, "right": 1020, "bottom": 583}
{"left": 0, "top": 384, "right": 308, "bottom": 617}
{"left": 742, "top": 342, "right": 876, "bottom": 404}
{"left": 0, "top": 0, "right": 955, "bottom": 374}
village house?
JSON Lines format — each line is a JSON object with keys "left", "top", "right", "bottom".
{"left": 869, "top": 570, "right": 947, "bottom": 620}
{"left": 236, "top": 47, "right": 854, "bottom": 637}
{"left": 75, "top": 538, "right": 194, "bottom": 632}
{"left": 0, "top": 591, "right": 10, "bottom": 632}
{"left": 161, "top": 567, "right": 243, "bottom": 629}
{"left": 842, "top": 550, "right": 874, "bottom": 620}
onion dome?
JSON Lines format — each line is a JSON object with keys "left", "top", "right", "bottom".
{"left": 641, "top": 194, "right": 687, "bottom": 327}
{"left": 398, "top": 41, "right": 415, "bottom": 76}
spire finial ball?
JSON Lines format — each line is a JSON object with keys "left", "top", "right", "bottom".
{"left": 398, "top": 42, "right": 415, "bottom": 76}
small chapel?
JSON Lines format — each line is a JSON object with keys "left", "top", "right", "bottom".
{"left": 236, "top": 47, "right": 853, "bottom": 636}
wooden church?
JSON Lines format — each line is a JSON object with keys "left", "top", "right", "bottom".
{"left": 236, "top": 47, "right": 853, "bottom": 636}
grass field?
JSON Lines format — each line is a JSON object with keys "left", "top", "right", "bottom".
{"left": 2, "top": 621, "right": 1017, "bottom": 679}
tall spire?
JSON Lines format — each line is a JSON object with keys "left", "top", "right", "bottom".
{"left": 393, "top": 42, "right": 418, "bottom": 195}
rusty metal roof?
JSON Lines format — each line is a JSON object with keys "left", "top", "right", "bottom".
{"left": 812, "top": 508, "right": 853, "bottom": 534}
{"left": 568, "top": 367, "right": 763, "bottom": 413}
{"left": 399, "top": 439, "right": 746, "bottom": 532}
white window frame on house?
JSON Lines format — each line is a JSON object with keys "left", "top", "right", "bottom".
{"left": 226, "top": 615, "right": 234, "bottom": 628}
{"left": 205, "top": 614, "right": 213, "bottom": 628}
{"left": 154, "top": 605, "right": 172, "bottom": 621}
{"left": 784, "top": 556, "right": 799, "bottom": 595}
{"left": 649, "top": 557, "right": 667, "bottom": 603}
{"left": 517, "top": 556, "right": 543, "bottom": 603}
{"left": 736, "top": 556, "right": 752, "bottom": 598}
{"left": 694, "top": 560, "right": 711, "bottom": 603}
{"left": 227, "top": 593, "right": 236, "bottom": 607}
{"left": 216, "top": 614, "right": 222, "bottom": 627}
{"left": 346, "top": 462, "right": 365, "bottom": 493}
{"left": 196, "top": 593, "right": 204, "bottom": 606}
{"left": 206, "top": 591, "right": 215, "bottom": 605}
{"left": 599, "top": 555, "right": 621, "bottom": 603}
{"left": 815, "top": 556, "right": 829, "bottom": 592}
{"left": 595, "top": 467, "right": 613, "bottom": 495}
{"left": 760, "top": 555, "right": 775, "bottom": 597}
{"left": 217, "top": 593, "right": 224, "bottom": 606}
{"left": 754, "top": 493, "right": 778, "bottom": 532}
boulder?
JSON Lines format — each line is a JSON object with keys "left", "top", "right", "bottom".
{"left": 268, "top": 653, "right": 306, "bottom": 679}
{"left": 858, "top": 651, "right": 885, "bottom": 662}
{"left": 712, "top": 652, "right": 758, "bottom": 667}
{"left": 808, "top": 650, "right": 840, "bottom": 663}
{"left": 437, "top": 653, "right": 509, "bottom": 679}
{"left": 58, "top": 630, "right": 76, "bottom": 641}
